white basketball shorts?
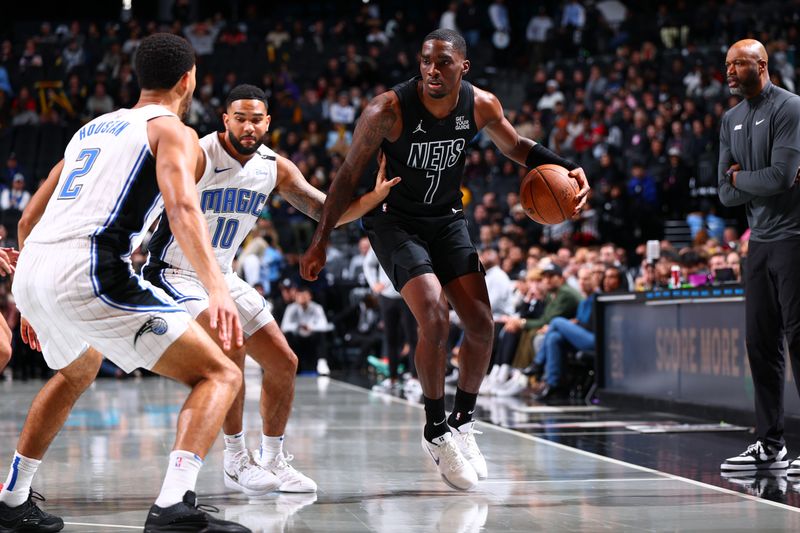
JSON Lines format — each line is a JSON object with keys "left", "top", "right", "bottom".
{"left": 147, "top": 267, "right": 274, "bottom": 338}
{"left": 12, "top": 240, "right": 191, "bottom": 373}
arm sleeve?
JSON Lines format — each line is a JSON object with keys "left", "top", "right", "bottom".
{"left": 734, "top": 97, "right": 800, "bottom": 196}
{"left": 717, "top": 114, "right": 756, "bottom": 206}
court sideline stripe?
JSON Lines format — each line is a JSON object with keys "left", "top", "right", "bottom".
{"left": 63, "top": 522, "right": 140, "bottom": 529}
{"left": 327, "top": 378, "right": 800, "bottom": 515}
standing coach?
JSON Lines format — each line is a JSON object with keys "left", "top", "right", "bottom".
{"left": 718, "top": 39, "right": 800, "bottom": 474}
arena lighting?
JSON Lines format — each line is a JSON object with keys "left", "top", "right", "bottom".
{"left": 122, "top": 0, "right": 132, "bottom": 22}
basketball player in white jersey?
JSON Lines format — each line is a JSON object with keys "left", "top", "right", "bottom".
{"left": 0, "top": 34, "right": 251, "bottom": 533}
{"left": 144, "top": 84, "right": 399, "bottom": 496}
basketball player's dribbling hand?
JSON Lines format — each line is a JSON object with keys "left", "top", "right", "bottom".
{"left": 20, "top": 317, "right": 40, "bottom": 352}
{"left": 569, "top": 167, "right": 590, "bottom": 217}
{"left": 208, "top": 289, "right": 243, "bottom": 351}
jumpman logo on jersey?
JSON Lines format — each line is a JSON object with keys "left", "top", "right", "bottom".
{"left": 413, "top": 120, "right": 426, "bottom": 134}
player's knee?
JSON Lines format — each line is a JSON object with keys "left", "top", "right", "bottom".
{"left": 284, "top": 350, "right": 299, "bottom": 374}
{"left": 418, "top": 305, "right": 450, "bottom": 346}
{"left": 59, "top": 348, "right": 103, "bottom": 394}
{"left": 466, "top": 306, "right": 493, "bottom": 340}
{"left": 215, "top": 357, "right": 243, "bottom": 391}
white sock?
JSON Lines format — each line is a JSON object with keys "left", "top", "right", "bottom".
{"left": 154, "top": 450, "right": 203, "bottom": 508}
{"left": 223, "top": 432, "right": 246, "bottom": 455}
{"left": 0, "top": 451, "right": 41, "bottom": 507}
{"left": 260, "top": 435, "right": 284, "bottom": 462}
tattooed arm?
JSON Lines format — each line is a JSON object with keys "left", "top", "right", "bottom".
{"left": 300, "top": 92, "right": 400, "bottom": 280}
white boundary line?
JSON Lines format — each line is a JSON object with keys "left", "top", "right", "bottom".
{"left": 63, "top": 522, "right": 140, "bottom": 529}
{"left": 328, "top": 379, "right": 800, "bottom": 514}
{"left": 481, "top": 477, "right": 668, "bottom": 484}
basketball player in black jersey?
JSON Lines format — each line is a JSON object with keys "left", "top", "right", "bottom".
{"left": 301, "top": 29, "right": 589, "bottom": 490}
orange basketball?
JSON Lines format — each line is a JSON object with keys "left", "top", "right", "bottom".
{"left": 520, "top": 164, "right": 580, "bottom": 225}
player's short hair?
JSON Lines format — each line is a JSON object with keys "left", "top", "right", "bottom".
{"left": 423, "top": 28, "right": 467, "bottom": 57}
{"left": 134, "top": 33, "right": 195, "bottom": 90}
{"left": 225, "top": 84, "right": 269, "bottom": 111}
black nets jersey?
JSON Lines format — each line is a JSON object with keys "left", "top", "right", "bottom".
{"left": 378, "top": 76, "right": 478, "bottom": 217}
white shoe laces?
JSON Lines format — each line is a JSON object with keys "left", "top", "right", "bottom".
{"left": 743, "top": 442, "right": 765, "bottom": 457}
{"left": 439, "top": 439, "right": 468, "bottom": 473}
{"left": 229, "top": 450, "right": 251, "bottom": 472}
{"left": 455, "top": 427, "right": 484, "bottom": 459}
{"left": 272, "top": 452, "right": 297, "bottom": 472}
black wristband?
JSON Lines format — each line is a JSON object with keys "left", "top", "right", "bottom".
{"left": 525, "top": 143, "right": 578, "bottom": 171}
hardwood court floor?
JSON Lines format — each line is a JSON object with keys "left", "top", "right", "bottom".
{"left": 1, "top": 373, "right": 799, "bottom": 532}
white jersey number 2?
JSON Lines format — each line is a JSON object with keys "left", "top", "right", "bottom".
{"left": 58, "top": 148, "right": 101, "bottom": 200}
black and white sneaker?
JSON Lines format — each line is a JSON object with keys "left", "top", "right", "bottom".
{"left": 788, "top": 457, "right": 800, "bottom": 476}
{"left": 144, "top": 491, "right": 251, "bottom": 532}
{"left": 0, "top": 489, "right": 63, "bottom": 532}
{"left": 720, "top": 441, "right": 789, "bottom": 472}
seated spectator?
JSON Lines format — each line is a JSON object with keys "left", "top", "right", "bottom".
{"left": 84, "top": 82, "right": 114, "bottom": 119}
{"left": 708, "top": 252, "right": 727, "bottom": 278}
{"left": 281, "top": 285, "right": 332, "bottom": 375}
{"left": 483, "top": 268, "right": 546, "bottom": 394}
{"left": 603, "top": 265, "right": 626, "bottom": 292}
{"left": 1, "top": 153, "right": 24, "bottom": 190}
{"left": 726, "top": 251, "right": 742, "bottom": 281}
{"left": 502, "top": 263, "right": 582, "bottom": 385}
{"left": 525, "top": 265, "right": 598, "bottom": 400}
{"left": 1, "top": 174, "right": 30, "bottom": 235}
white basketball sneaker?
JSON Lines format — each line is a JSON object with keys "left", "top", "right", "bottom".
{"left": 257, "top": 450, "right": 318, "bottom": 493}
{"left": 223, "top": 449, "right": 281, "bottom": 496}
{"left": 421, "top": 432, "right": 478, "bottom": 491}
{"left": 450, "top": 421, "right": 488, "bottom": 480}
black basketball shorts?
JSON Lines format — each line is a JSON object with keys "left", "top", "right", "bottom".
{"left": 363, "top": 209, "right": 484, "bottom": 292}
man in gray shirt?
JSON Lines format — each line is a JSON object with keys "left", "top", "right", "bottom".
{"left": 718, "top": 39, "right": 800, "bottom": 475}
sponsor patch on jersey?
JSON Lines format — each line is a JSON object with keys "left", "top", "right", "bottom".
{"left": 134, "top": 316, "right": 169, "bottom": 346}
{"left": 455, "top": 115, "right": 470, "bottom": 131}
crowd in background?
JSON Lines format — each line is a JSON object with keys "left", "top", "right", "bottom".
{"left": 0, "top": 0, "right": 793, "bottom": 389}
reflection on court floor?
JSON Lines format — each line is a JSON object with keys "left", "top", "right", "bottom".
{"left": 1, "top": 376, "right": 799, "bottom": 532}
